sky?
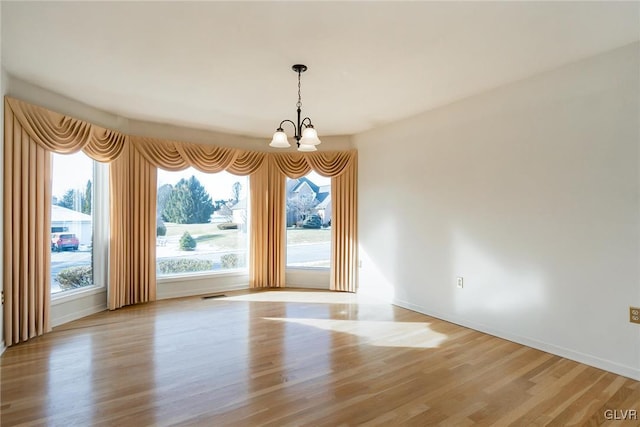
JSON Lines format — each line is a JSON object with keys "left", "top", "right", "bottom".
{"left": 52, "top": 152, "right": 93, "bottom": 199}
{"left": 158, "top": 168, "right": 330, "bottom": 201}
{"left": 52, "top": 151, "right": 331, "bottom": 201}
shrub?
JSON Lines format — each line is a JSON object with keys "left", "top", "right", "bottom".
{"left": 221, "top": 253, "right": 239, "bottom": 269}
{"left": 217, "top": 222, "right": 238, "bottom": 230}
{"left": 157, "top": 258, "right": 213, "bottom": 274}
{"left": 157, "top": 222, "right": 167, "bottom": 237}
{"left": 179, "top": 231, "right": 197, "bottom": 251}
{"left": 56, "top": 265, "right": 93, "bottom": 290}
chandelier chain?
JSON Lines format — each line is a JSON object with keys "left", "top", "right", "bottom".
{"left": 296, "top": 71, "right": 302, "bottom": 109}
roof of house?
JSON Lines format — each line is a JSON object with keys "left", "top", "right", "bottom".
{"left": 291, "top": 177, "right": 319, "bottom": 194}
{"left": 316, "top": 191, "right": 330, "bottom": 204}
{"left": 51, "top": 205, "right": 92, "bottom": 223}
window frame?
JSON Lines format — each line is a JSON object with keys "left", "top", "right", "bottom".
{"left": 155, "top": 168, "right": 250, "bottom": 280}
{"left": 51, "top": 156, "right": 109, "bottom": 301}
{"left": 285, "top": 173, "right": 332, "bottom": 271}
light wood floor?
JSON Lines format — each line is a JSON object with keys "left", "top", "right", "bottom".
{"left": 1, "top": 289, "right": 639, "bottom": 426}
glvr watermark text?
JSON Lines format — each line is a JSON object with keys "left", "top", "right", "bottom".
{"left": 604, "top": 409, "right": 638, "bottom": 421}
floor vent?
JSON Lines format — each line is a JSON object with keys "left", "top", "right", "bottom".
{"left": 202, "top": 294, "right": 227, "bottom": 300}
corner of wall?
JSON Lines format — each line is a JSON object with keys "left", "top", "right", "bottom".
{"left": 1, "top": 0, "right": 6, "bottom": 356}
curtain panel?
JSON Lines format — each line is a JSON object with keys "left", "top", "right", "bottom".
{"left": 250, "top": 156, "right": 285, "bottom": 288}
{"left": 109, "top": 143, "right": 157, "bottom": 310}
{"left": 330, "top": 155, "right": 358, "bottom": 292}
{"left": 3, "top": 96, "right": 358, "bottom": 346}
{"left": 3, "top": 97, "right": 128, "bottom": 344}
{"left": 271, "top": 151, "right": 358, "bottom": 292}
{"left": 130, "top": 136, "right": 271, "bottom": 292}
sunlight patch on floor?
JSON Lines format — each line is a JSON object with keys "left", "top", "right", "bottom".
{"left": 223, "top": 291, "right": 383, "bottom": 305}
{"left": 264, "top": 318, "right": 448, "bottom": 349}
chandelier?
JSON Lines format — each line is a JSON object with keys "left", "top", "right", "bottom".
{"left": 269, "top": 64, "right": 322, "bottom": 151}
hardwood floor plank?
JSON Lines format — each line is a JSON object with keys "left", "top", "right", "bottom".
{"left": 1, "top": 289, "right": 638, "bottom": 426}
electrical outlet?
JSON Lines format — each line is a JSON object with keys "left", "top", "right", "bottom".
{"left": 630, "top": 307, "right": 640, "bottom": 324}
{"left": 456, "top": 277, "right": 463, "bottom": 289}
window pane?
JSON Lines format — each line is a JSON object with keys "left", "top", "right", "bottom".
{"left": 51, "top": 152, "right": 94, "bottom": 294}
{"left": 286, "top": 172, "right": 331, "bottom": 268}
{"left": 157, "top": 168, "right": 248, "bottom": 277}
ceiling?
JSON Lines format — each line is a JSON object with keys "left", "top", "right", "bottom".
{"left": 2, "top": 1, "right": 638, "bottom": 138}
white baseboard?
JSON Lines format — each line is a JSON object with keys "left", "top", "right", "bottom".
{"left": 52, "top": 303, "right": 107, "bottom": 328}
{"left": 159, "top": 282, "right": 250, "bottom": 300}
{"left": 393, "top": 298, "right": 640, "bottom": 381}
{"left": 50, "top": 288, "right": 108, "bottom": 328}
{"left": 157, "top": 275, "right": 250, "bottom": 300}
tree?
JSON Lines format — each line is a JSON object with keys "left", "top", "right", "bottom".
{"left": 57, "top": 181, "right": 92, "bottom": 214}
{"left": 58, "top": 189, "right": 81, "bottom": 211}
{"left": 179, "top": 231, "right": 197, "bottom": 251}
{"left": 162, "top": 176, "right": 214, "bottom": 224}
{"left": 287, "top": 191, "right": 317, "bottom": 225}
{"left": 82, "top": 180, "right": 92, "bottom": 215}
{"left": 157, "top": 183, "right": 173, "bottom": 219}
{"left": 231, "top": 181, "right": 242, "bottom": 203}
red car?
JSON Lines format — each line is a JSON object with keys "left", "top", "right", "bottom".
{"left": 51, "top": 233, "right": 79, "bottom": 251}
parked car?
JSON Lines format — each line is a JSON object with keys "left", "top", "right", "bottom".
{"left": 51, "top": 233, "right": 79, "bottom": 251}
{"left": 302, "top": 214, "right": 322, "bottom": 229}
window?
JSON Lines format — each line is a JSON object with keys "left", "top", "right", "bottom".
{"left": 286, "top": 171, "right": 331, "bottom": 268}
{"left": 156, "top": 168, "right": 248, "bottom": 277}
{"left": 51, "top": 152, "right": 95, "bottom": 295}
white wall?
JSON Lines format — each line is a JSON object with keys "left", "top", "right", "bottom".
{"left": 355, "top": 43, "right": 640, "bottom": 380}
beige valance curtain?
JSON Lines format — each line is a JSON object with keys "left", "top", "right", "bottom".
{"left": 126, "top": 136, "right": 271, "bottom": 297}
{"left": 109, "top": 138, "right": 267, "bottom": 309}
{"left": 270, "top": 152, "right": 358, "bottom": 291}
{"left": 3, "top": 97, "right": 128, "bottom": 345}
{"left": 3, "top": 96, "right": 357, "bottom": 347}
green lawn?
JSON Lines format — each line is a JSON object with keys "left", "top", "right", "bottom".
{"left": 163, "top": 222, "right": 331, "bottom": 250}
{"left": 286, "top": 227, "right": 331, "bottom": 245}
{"left": 164, "top": 223, "right": 245, "bottom": 250}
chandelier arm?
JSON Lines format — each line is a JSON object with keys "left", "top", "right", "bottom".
{"left": 278, "top": 119, "right": 298, "bottom": 134}
{"left": 300, "top": 117, "right": 313, "bottom": 128}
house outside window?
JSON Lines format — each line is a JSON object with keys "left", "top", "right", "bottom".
{"left": 286, "top": 172, "right": 331, "bottom": 268}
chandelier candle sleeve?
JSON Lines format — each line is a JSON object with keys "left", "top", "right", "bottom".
{"left": 269, "top": 64, "right": 322, "bottom": 151}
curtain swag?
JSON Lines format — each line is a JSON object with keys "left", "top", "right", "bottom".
{"left": 6, "top": 97, "right": 127, "bottom": 161}
{"left": 131, "top": 136, "right": 266, "bottom": 175}
{"left": 3, "top": 96, "right": 358, "bottom": 347}
{"left": 271, "top": 151, "right": 355, "bottom": 179}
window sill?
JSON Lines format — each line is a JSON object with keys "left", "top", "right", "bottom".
{"left": 51, "top": 285, "right": 106, "bottom": 305}
{"left": 157, "top": 269, "right": 249, "bottom": 284}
